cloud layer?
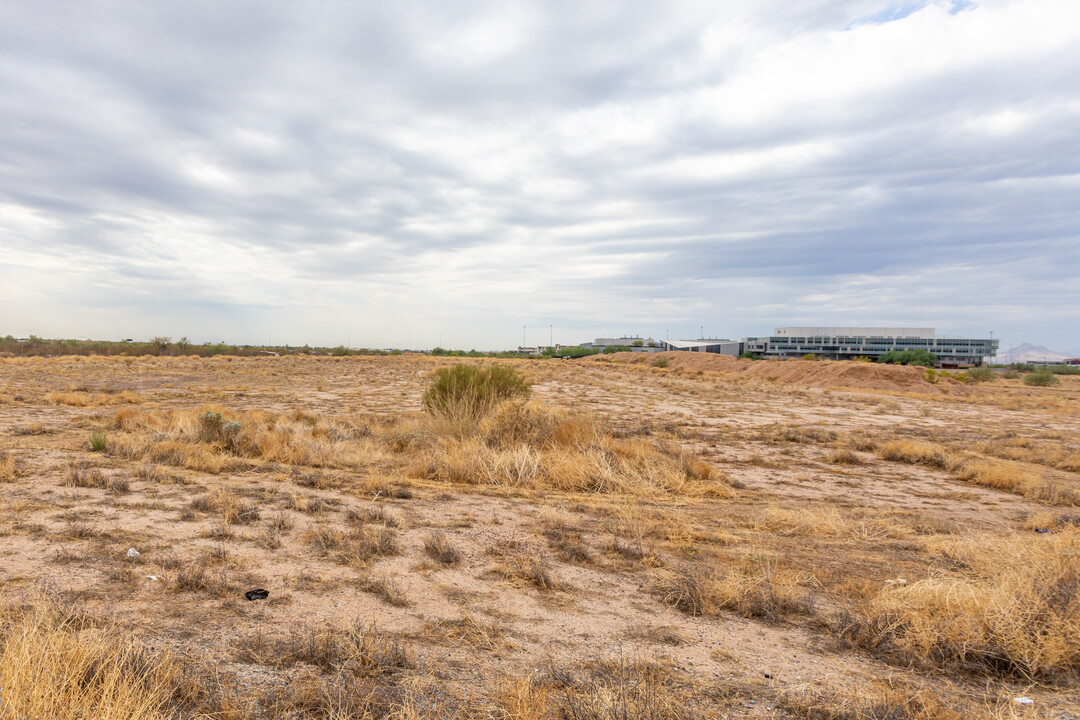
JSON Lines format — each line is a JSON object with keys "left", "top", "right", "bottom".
{"left": 2, "top": 0, "right": 1078, "bottom": 349}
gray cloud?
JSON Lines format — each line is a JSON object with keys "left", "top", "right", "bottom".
{"left": 1, "top": 0, "right": 1077, "bottom": 349}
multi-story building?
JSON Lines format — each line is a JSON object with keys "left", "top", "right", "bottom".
{"left": 741, "top": 327, "right": 997, "bottom": 366}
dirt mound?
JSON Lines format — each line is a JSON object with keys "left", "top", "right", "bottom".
{"left": 590, "top": 352, "right": 973, "bottom": 394}
{"left": 584, "top": 351, "right": 737, "bottom": 372}
{"left": 731, "top": 359, "right": 960, "bottom": 393}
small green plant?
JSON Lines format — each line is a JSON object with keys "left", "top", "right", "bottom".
{"left": 651, "top": 356, "right": 669, "bottom": 368}
{"left": 1024, "top": 370, "right": 1060, "bottom": 387}
{"left": 198, "top": 411, "right": 243, "bottom": 451}
{"left": 924, "top": 368, "right": 938, "bottom": 384}
{"left": 852, "top": 355, "right": 872, "bottom": 363}
{"left": 800, "top": 353, "right": 819, "bottom": 361}
{"left": 422, "top": 364, "right": 530, "bottom": 433}
{"left": 89, "top": 430, "right": 107, "bottom": 452}
{"left": 738, "top": 352, "right": 760, "bottom": 360}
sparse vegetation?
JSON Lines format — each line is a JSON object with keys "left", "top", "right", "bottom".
{"left": 422, "top": 531, "right": 462, "bottom": 565}
{"left": 1024, "top": 369, "right": 1060, "bottom": 386}
{"left": 422, "top": 363, "right": 530, "bottom": 432}
{"left": 2, "top": 351, "right": 1078, "bottom": 718}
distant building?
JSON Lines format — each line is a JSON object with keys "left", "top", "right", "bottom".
{"left": 742, "top": 327, "right": 997, "bottom": 366}
{"left": 579, "top": 336, "right": 660, "bottom": 351}
{"left": 660, "top": 339, "right": 741, "bottom": 356}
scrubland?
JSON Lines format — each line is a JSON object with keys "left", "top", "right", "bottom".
{"left": 1, "top": 352, "right": 1079, "bottom": 719}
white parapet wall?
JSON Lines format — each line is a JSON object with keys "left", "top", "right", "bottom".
{"left": 774, "top": 327, "right": 936, "bottom": 339}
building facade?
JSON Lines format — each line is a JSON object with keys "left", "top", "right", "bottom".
{"left": 742, "top": 327, "right": 997, "bottom": 366}
{"left": 659, "top": 339, "right": 742, "bottom": 355}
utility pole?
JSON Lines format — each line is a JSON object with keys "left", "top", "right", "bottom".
{"left": 550, "top": 324, "right": 553, "bottom": 347}
{"left": 522, "top": 325, "right": 526, "bottom": 347}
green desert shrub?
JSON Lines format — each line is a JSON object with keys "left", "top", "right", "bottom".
{"left": 422, "top": 364, "right": 530, "bottom": 433}
{"left": 1024, "top": 370, "right": 1060, "bottom": 387}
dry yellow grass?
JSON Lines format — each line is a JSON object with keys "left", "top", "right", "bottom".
{"left": 0, "top": 596, "right": 241, "bottom": 720}
{"left": 0, "top": 451, "right": 17, "bottom": 482}
{"left": 655, "top": 556, "right": 814, "bottom": 621}
{"left": 45, "top": 389, "right": 142, "bottom": 406}
{"left": 838, "top": 528, "right": 1080, "bottom": 679}
{"left": 415, "top": 401, "right": 726, "bottom": 496}
{"left": 107, "top": 406, "right": 381, "bottom": 472}
{"left": 877, "top": 439, "right": 1079, "bottom": 506}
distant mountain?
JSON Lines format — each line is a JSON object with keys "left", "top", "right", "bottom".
{"left": 995, "top": 343, "right": 1073, "bottom": 363}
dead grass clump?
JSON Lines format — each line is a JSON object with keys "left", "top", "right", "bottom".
{"left": 836, "top": 528, "right": 1080, "bottom": 679}
{"left": 46, "top": 390, "right": 141, "bottom": 406}
{"left": 418, "top": 401, "right": 724, "bottom": 496}
{"left": 953, "top": 458, "right": 1078, "bottom": 506}
{"left": 488, "top": 542, "right": 564, "bottom": 591}
{"left": 655, "top": 560, "right": 814, "bottom": 622}
{"left": 0, "top": 451, "right": 18, "bottom": 482}
{"left": 547, "top": 658, "right": 690, "bottom": 720}
{"left": 878, "top": 440, "right": 1078, "bottom": 506}
{"left": 357, "top": 571, "right": 410, "bottom": 606}
{"left": 63, "top": 463, "right": 129, "bottom": 494}
{"left": 763, "top": 424, "right": 838, "bottom": 445}
{"left": 826, "top": 448, "right": 864, "bottom": 466}
{"left": 189, "top": 488, "right": 257, "bottom": 524}
{"left": 877, "top": 440, "right": 958, "bottom": 471}
{"left": 12, "top": 421, "right": 52, "bottom": 435}
{"left": 624, "top": 624, "right": 689, "bottom": 646}
{"left": 541, "top": 514, "right": 593, "bottom": 564}
{"left": 778, "top": 677, "right": 982, "bottom": 720}
{"left": 108, "top": 406, "right": 370, "bottom": 472}
{"left": 173, "top": 563, "right": 236, "bottom": 597}
{"left": 135, "top": 463, "right": 182, "bottom": 484}
{"left": 307, "top": 525, "right": 399, "bottom": 565}
{"left": 236, "top": 620, "right": 409, "bottom": 676}
{"left": 421, "top": 614, "right": 501, "bottom": 649}
{"left": 422, "top": 531, "right": 462, "bottom": 565}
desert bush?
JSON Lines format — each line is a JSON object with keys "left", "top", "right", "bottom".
{"left": 1024, "top": 369, "right": 1059, "bottom": 387}
{"left": 835, "top": 528, "right": 1080, "bottom": 679}
{"left": 89, "top": 430, "right": 107, "bottom": 452}
{"left": 963, "top": 367, "right": 996, "bottom": 383}
{"left": 651, "top": 356, "right": 669, "bottom": 368}
{"left": 422, "top": 364, "right": 530, "bottom": 433}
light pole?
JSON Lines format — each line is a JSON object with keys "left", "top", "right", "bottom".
{"left": 522, "top": 325, "right": 526, "bottom": 348}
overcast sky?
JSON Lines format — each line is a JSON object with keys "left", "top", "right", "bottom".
{"left": 2, "top": 0, "right": 1078, "bottom": 351}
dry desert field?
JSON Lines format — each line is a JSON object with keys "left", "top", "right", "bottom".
{"left": 1, "top": 352, "right": 1078, "bottom": 719}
